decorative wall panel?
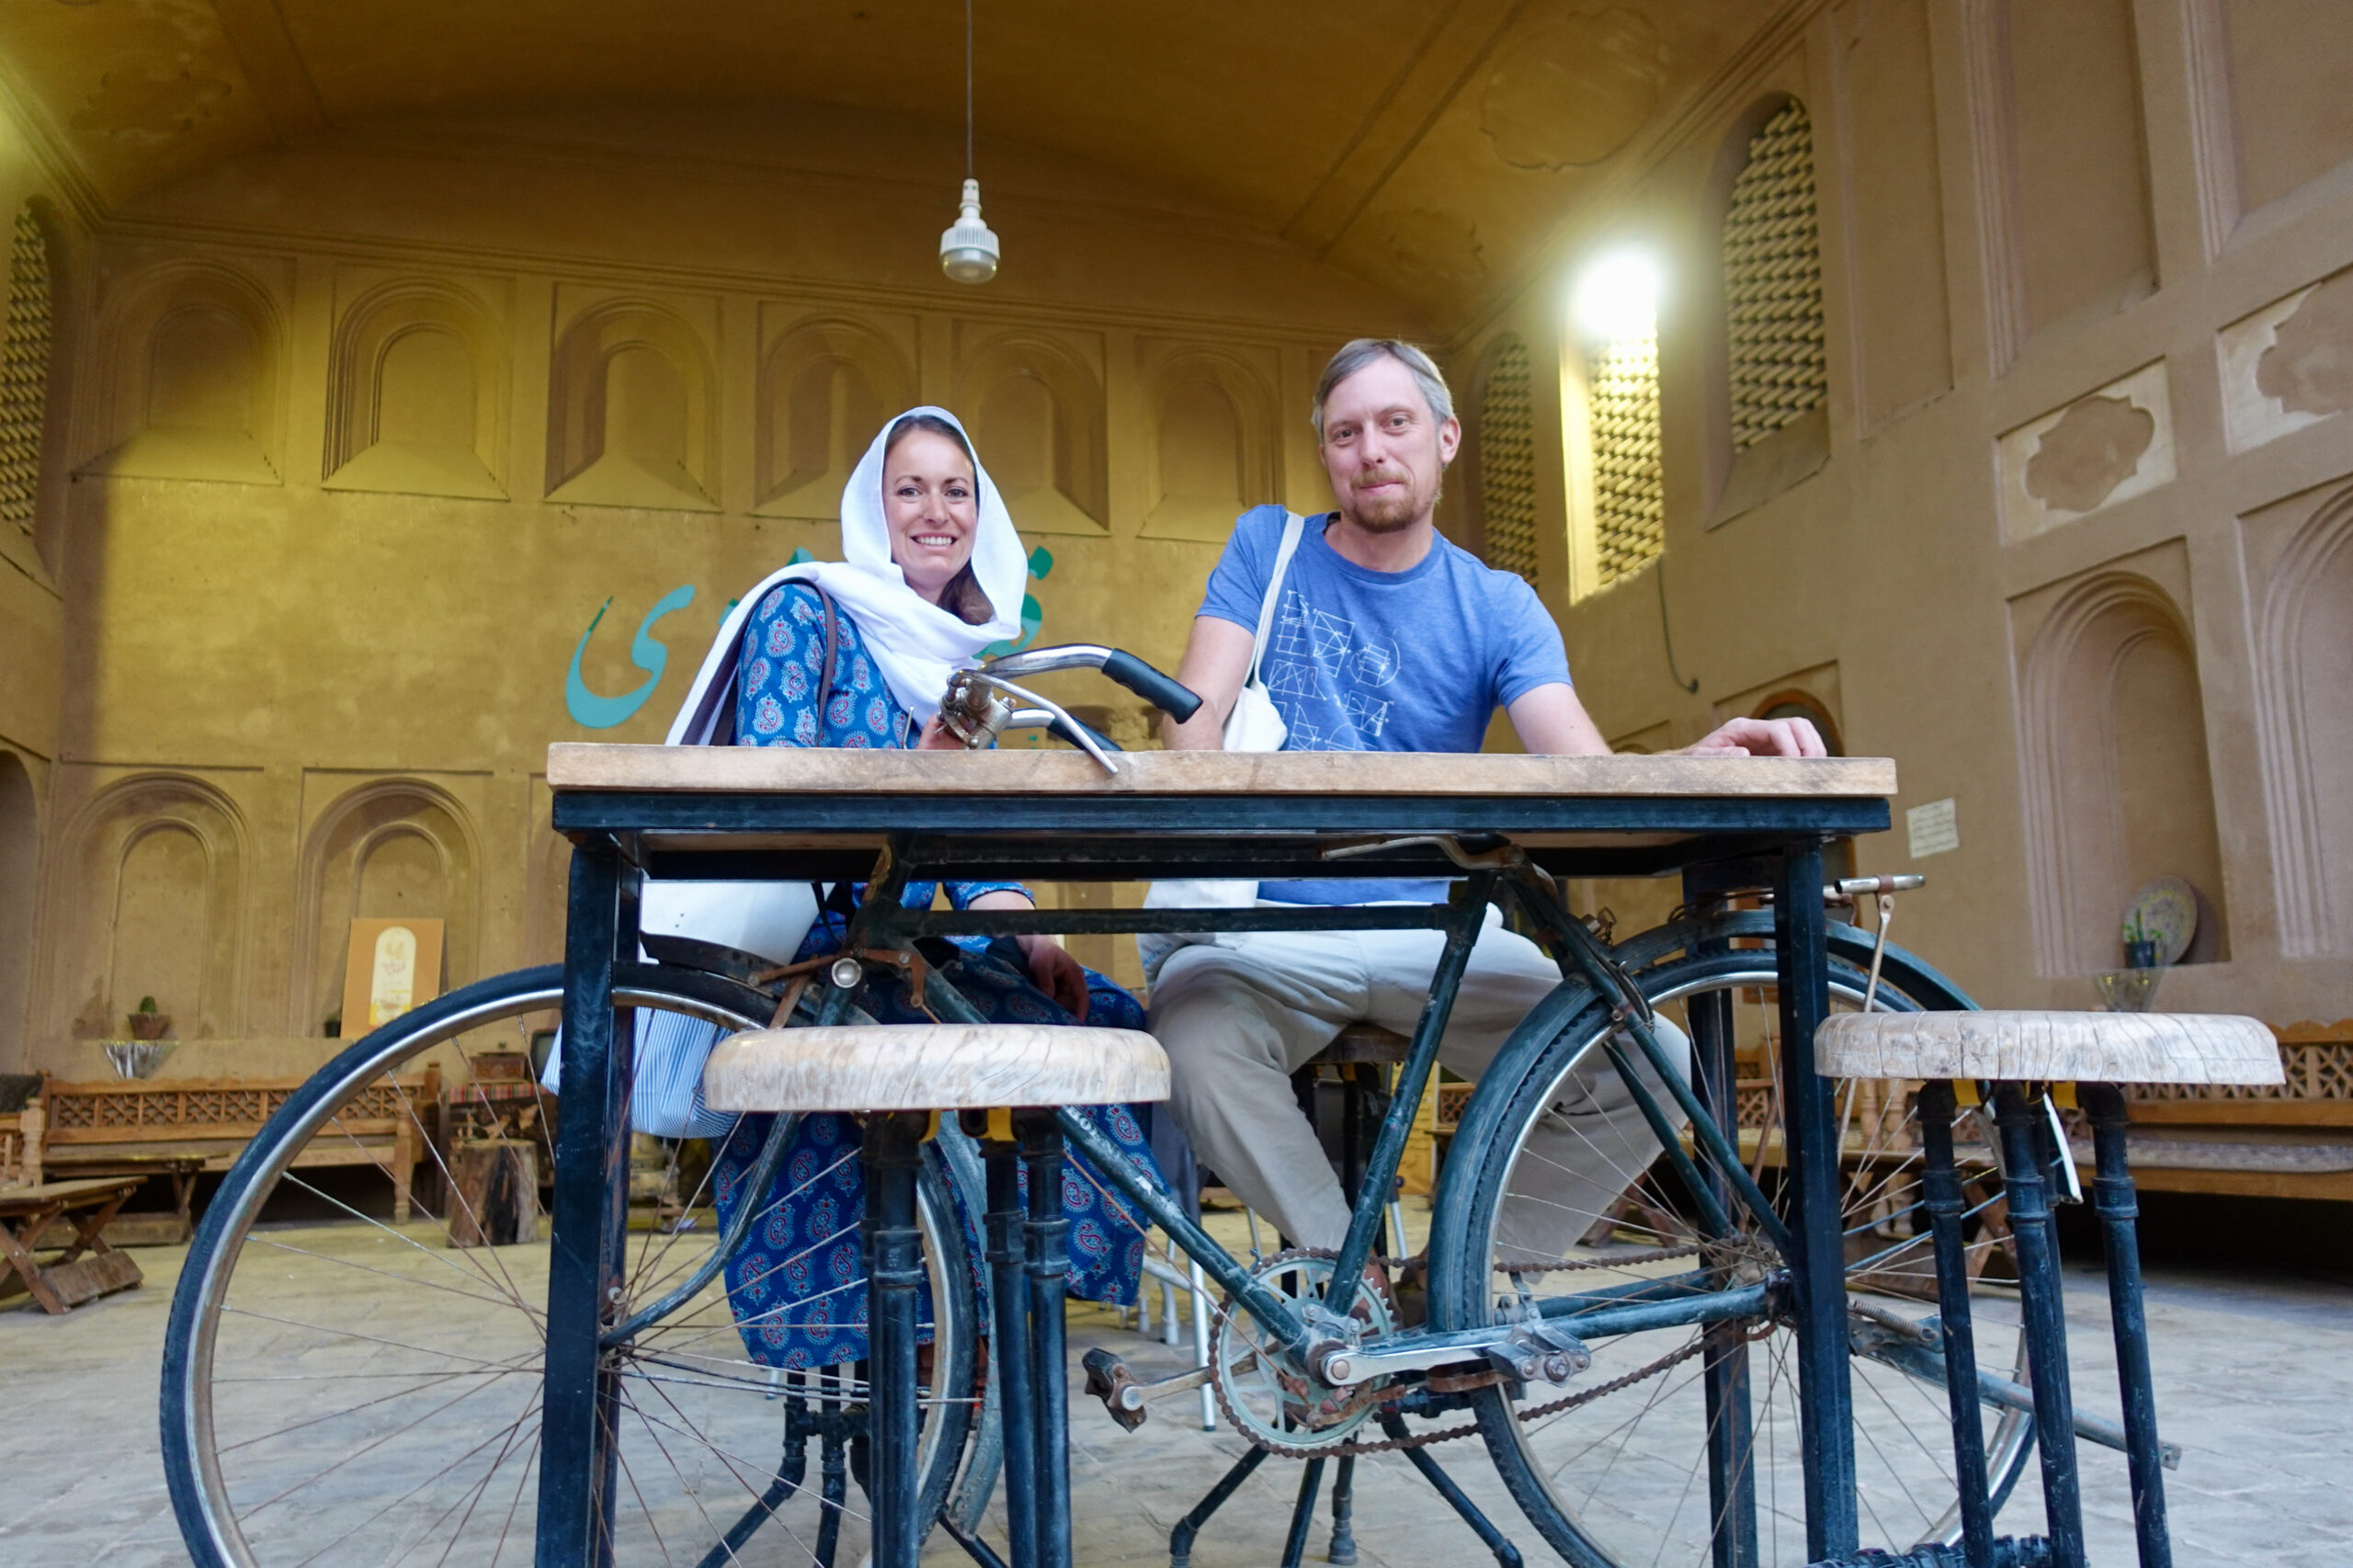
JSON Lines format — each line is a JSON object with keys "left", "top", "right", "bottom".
{"left": 955, "top": 325, "right": 1108, "bottom": 537}
{"left": 1475, "top": 335, "right": 1541, "bottom": 581}
{"left": 80, "top": 256, "right": 285, "bottom": 485}
{"left": 1998, "top": 360, "right": 2176, "bottom": 540}
{"left": 2219, "top": 0, "right": 2353, "bottom": 214}
{"left": 1140, "top": 342, "right": 1276, "bottom": 542}
{"left": 545, "top": 290, "right": 719, "bottom": 511}
{"left": 1591, "top": 337, "right": 1664, "bottom": 586}
{"left": 754, "top": 312, "right": 916, "bottom": 519}
{"left": 1, "top": 205, "right": 53, "bottom": 540}
{"left": 1723, "top": 101, "right": 1827, "bottom": 452}
{"left": 2015, "top": 561, "right": 2230, "bottom": 974}
{"left": 2219, "top": 267, "right": 2353, "bottom": 453}
{"left": 2246, "top": 482, "right": 2353, "bottom": 955}
{"left": 324, "top": 273, "right": 508, "bottom": 499}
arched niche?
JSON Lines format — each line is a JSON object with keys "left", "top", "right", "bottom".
{"left": 2018, "top": 573, "right": 2230, "bottom": 975}
{"left": 1141, "top": 349, "right": 1275, "bottom": 542}
{"left": 79, "top": 258, "right": 283, "bottom": 485}
{"left": 2253, "top": 487, "right": 2353, "bottom": 955}
{"left": 755, "top": 316, "right": 915, "bottom": 519}
{"left": 544, "top": 299, "right": 718, "bottom": 511}
{"left": 324, "top": 278, "right": 506, "bottom": 499}
{"left": 956, "top": 332, "right": 1107, "bottom": 537}
{"left": 292, "top": 780, "right": 479, "bottom": 1035}
{"left": 40, "top": 774, "right": 246, "bottom": 1041}
{"left": 0, "top": 753, "right": 37, "bottom": 1068}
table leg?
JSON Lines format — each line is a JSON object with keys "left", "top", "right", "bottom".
{"left": 1915, "top": 1079, "right": 1997, "bottom": 1568}
{"left": 1685, "top": 883, "right": 1757, "bottom": 1568}
{"left": 980, "top": 1134, "right": 1039, "bottom": 1568}
{"left": 0, "top": 1207, "right": 68, "bottom": 1313}
{"left": 2084, "top": 1083, "right": 2171, "bottom": 1568}
{"left": 1771, "top": 839, "right": 1856, "bottom": 1562}
{"left": 540, "top": 841, "right": 626, "bottom": 1568}
{"left": 1991, "top": 1085, "right": 2086, "bottom": 1568}
{"left": 1017, "top": 1110, "right": 1072, "bottom": 1568}
{"left": 866, "top": 1112, "right": 928, "bottom": 1568}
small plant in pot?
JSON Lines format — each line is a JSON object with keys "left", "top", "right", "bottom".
{"left": 2121, "top": 915, "right": 2159, "bottom": 970}
{"left": 126, "top": 995, "right": 173, "bottom": 1040}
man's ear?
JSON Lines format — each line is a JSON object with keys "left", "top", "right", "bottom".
{"left": 1437, "top": 415, "right": 1462, "bottom": 467}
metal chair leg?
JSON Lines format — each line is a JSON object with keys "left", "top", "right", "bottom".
{"left": 1992, "top": 1086, "right": 2086, "bottom": 1568}
{"left": 1019, "top": 1110, "right": 1073, "bottom": 1568}
{"left": 2082, "top": 1084, "right": 2173, "bottom": 1568}
{"left": 1327, "top": 1455, "right": 1358, "bottom": 1565}
{"left": 864, "top": 1112, "right": 927, "bottom": 1568}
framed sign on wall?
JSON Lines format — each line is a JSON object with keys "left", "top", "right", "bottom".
{"left": 340, "top": 917, "right": 446, "bottom": 1035}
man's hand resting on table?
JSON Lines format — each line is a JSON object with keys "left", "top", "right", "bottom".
{"left": 1680, "top": 714, "right": 1829, "bottom": 758}
{"left": 966, "top": 890, "right": 1091, "bottom": 1020}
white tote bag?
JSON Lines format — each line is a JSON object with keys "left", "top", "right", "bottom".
{"left": 1138, "top": 508, "right": 1307, "bottom": 972}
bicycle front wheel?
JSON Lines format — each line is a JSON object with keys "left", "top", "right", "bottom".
{"left": 161, "top": 961, "right": 980, "bottom": 1568}
{"left": 1434, "top": 948, "right": 2032, "bottom": 1568}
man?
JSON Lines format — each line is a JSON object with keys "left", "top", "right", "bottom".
{"left": 1153, "top": 337, "right": 1824, "bottom": 1258}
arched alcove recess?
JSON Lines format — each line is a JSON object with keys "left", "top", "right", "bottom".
{"left": 754, "top": 316, "right": 915, "bottom": 519}
{"left": 955, "top": 331, "right": 1107, "bottom": 536}
{"left": 0, "top": 754, "right": 38, "bottom": 1068}
{"left": 2253, "top": 485, "right": 2353, "bottom": 955}
{"left": 291, "top": 780, "right": 480, "bottom": 1035}
{"left": 544, "top": 299, "right": 718, "bottom": 511}
{"left": 324, "top": 278, "right": 506, "bottom": 499}
{"left": 78, "top": 257, "right": 284, "bottom": 485}
{"left": 38, "top": 774, "right": 247, "bottom": 1041}
{"left": 2018, "top": 573, "right": 2231, "bottom": 975}
{"left": 1140, "top": 347, "right": 1275, "bottom": 542}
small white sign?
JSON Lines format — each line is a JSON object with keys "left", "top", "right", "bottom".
{"left": 1906, "top": 798, "right": 1960, "bottom": 859}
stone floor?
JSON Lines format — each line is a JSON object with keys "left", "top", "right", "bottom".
{"left": 1, "top": 1209, "right": 2346, "bottom": 1567}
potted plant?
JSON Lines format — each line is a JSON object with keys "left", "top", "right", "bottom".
{"left": 126, "top": 995, "right": 173, "bottom": 1040}
{"left": 2121, "top": 915, "right": 2159, "bottom": 970}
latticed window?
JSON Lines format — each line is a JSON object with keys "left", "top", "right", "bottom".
{"left": 1475, "top": 336, "right": 1540, "bottom": 583}
{"left": 1, "top": 205, "right": 52, "bottom": 539}
{"left": 1591, "top": 336, "right": 1663, "bottom": 585}
{"left": 1722, "top": 101, "right": 1825, "bottom": 450}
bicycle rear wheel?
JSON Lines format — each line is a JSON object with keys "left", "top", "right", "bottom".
{"left": 1433, "top": 947, "right": 2033, "bottom": 1567}
{"left": 161, "top": 961, "right": 979, "bottom": 1568}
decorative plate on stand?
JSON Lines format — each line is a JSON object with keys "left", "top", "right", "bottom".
{"left": 2124, "top": 876, "right": 2199, "bottom": 965}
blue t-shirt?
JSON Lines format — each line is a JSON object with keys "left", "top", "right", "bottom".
{"left": 1197, "top": 505, "right": 1574, "bottom": 903}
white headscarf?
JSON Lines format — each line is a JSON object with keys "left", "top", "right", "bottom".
{"left": 667, "top": 406, "right": 1028, "bottom": 744}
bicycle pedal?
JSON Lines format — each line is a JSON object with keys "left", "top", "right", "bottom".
{"left": 1082, "top": 1347, "right": 1149, "bottom": 1430}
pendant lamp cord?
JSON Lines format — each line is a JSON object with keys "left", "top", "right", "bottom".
{"left": 964, "top": 0, "right": 975, "bottom": 179}
{"left": 1655, "top": 557, "right": 1700, "bottom": 694}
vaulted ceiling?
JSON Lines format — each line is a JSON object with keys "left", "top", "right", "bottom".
{"left": 0, "top": 0, "right": 1800, "bottom": 332}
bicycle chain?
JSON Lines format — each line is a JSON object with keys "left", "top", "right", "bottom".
{"left": 1209, "top": 1245, "right": 1766, "bottom": 1461}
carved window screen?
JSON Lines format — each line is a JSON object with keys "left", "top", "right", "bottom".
{"left": 1592, "top": 335, "right": 1664, "bottom": 586}
{"left": 1723, "top": 101, "right": 1826, "bottom": 451}
{"left": 1, "top": 205, "right": 51, "bottom": 538}
{"left": 1477, "top": 335, "right": 1541, "bottom": 583}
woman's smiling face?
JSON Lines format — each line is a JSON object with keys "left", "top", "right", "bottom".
{"left": 881, "top": 426, "right": 979, "bottom": 606}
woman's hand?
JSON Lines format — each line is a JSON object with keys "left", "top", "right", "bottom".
{"left": 1017, "top": 935, "right": 1092, "bottom": 1021}
{"left": 915, "top": 715, "right": 964, "bottom": 751}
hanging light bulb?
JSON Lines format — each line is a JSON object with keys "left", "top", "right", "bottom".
{"left": 940, "top": 177, "right": 998, "bottom": 283}
{"left": 940, "top": 0, "right": 998, "bottom": 283}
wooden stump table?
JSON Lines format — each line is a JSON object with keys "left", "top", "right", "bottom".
{"left": 0, "top": 1176, "right": 145, "bottom": 1313}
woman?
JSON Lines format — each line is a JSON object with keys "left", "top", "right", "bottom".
{"left": 665, "top": 405, "right": 1163, "bottom": 1370}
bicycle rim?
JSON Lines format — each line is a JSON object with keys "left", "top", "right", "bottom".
{"left": 1441, "top": 955, "right": 2034, "bottom": 1568}
{"left": 161, "top": 962, "right": 978, "bottom": 1568}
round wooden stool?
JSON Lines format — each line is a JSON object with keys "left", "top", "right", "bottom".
{"left": 1815, "top": 1010, "right": 2279, "bottom": 1568}
{"left": 706, "top": 1024, "right": 1170, "bottom": 1568}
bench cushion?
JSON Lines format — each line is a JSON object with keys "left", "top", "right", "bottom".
{"left": 704, "top": 1025, "right": 1171, "bottom": 1112}
{"left": 1815, "top": 1010, "right": 2283, "bottom": 1086}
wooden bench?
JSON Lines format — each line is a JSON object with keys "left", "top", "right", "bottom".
{"left": 39, "top": 1069, "right": 439, "bottom": 1223}
{"left": 0, "top": 1176, "right": 144, "bottom": 1312}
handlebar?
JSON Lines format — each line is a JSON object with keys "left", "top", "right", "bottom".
{"left": 983, "top": 644, "right": 1203, "bottom": 723}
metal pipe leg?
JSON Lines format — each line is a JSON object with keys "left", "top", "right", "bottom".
{"left": 1684, "top": 915, "right": 1758, "bottom": 1568}
{"left": 1167, "top": 1448, "right": 1269, "bottom": 1568}
{"left": 2083, "top": 1084, "right": 2172, "bottom": 1568}
{"left": 1279, "top": 1459, "right": 1326, "bottom": 1568}
{"left": 816, "top": 1367, "right": 849, "bottom": 1568}
{"left": 1917, "top": 1080, "right": 1997, "bottom": 1568}
{"left": 1328, "top": 1456, "right": 1358, "bottom": 1566}
{"left": 981, "top": 1137, "right": 1039, "bottom": 1568}
{"left": 1018, "top": 1111, "right": 1073, "bottom": 1568}
{"left": 1992, "top": 1086, "right": 2086, "bottom": 1568}
{"left": 865, "top": 1113, "right": 927, "bottom": 1568}
{"left": 1376, "top": 1414, "right": 1523, "bottom": 1567}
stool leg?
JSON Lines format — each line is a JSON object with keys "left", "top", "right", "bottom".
{"left": 2082, "top": 1084, "right": 2171, "bottom": 1568}
{"left": 1991, "top": 1085, "right": 2086, "bottom": 1568}
{"left": 1280, "top": 1459, "right": 1326, "bottom": 1568}
{"left": 983, "top": 1137, "right": 1039, "bottom": 1568}
{"left": 1018, "top": 1111, "right": 1073, "bottom": 1568}
{"left": 864, "top": 1112, "right": 927, "bottom": 1568}
{"left": 1328, "top": 1455, "right": 1358, "bottom": 1565}
{"left": 1915, "top": 1081, "right": 1997, "bottom": 1568}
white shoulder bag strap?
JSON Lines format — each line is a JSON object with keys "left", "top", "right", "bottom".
{"left": 1222, "top": 508, "right": 1307, "bottom": 752}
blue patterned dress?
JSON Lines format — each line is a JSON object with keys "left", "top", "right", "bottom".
{"left": 710, "top": 581, "right": 1165, "bottom": 1369}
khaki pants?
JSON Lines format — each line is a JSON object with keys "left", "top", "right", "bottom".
{"left": 1149, "top": 909, "right": 1688, "bottom": 1257}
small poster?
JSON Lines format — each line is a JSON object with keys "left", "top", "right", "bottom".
{"left": 341, "top": 917, "right": 446, "bottom": 1035}
{"left": 1905, "top": 798, "right": 1960, "bottom": 859}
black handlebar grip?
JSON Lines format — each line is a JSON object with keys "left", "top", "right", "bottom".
{"left": 1051, "top": 713, "right": 1123, "bottom": 755}
{"left": 1101, "top": 649, "right": 1204, "bottom": 722}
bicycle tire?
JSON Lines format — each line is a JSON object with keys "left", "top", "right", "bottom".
{"left": 160, "top": 961, "right": 980, "bottom": 1568}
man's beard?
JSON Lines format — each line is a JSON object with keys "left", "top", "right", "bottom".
{"left": 1343, "top": 470, "right": 1440, "bottom": 533}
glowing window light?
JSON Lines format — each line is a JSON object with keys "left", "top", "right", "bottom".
{"left": 1573, "top": 252, "right": 1661, "bottom": 344}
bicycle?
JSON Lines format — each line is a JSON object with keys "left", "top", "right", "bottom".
{"left": 160, "top": 644, "right": 2060, "bottom": 1568}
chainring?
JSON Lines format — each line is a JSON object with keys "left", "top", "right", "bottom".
{"left": 1210, "top": 1248, "right": 1397, "bottom": 1454}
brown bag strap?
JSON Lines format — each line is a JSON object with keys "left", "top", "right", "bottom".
{"left": 811, "top": 584, "right": 842, "bottom": 722}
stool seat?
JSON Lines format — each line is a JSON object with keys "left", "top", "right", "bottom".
{"left": 1815, "top": 1009, "right": 2282, "bottom": 1087}
{"left": 703, "top": 1025, "right": 1170, "bottom": 1113}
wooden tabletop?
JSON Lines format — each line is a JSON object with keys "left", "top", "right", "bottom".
{"left": 548, "top": 744, "right": 1896, "bottom": 800}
